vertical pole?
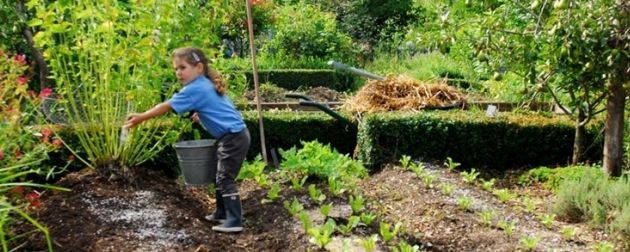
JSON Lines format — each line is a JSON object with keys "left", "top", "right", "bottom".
{"left": 245, "top": 0, "right": 268, "bottom": 164}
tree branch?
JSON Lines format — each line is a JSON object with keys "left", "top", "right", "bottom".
{"left": 535, "top": 0, "right": 549, "bottom": 36}
{"left": 15, "top": 0, "right": 50, "bottom": 90}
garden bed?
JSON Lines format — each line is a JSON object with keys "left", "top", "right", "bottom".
{"left": 21, "top": 162, "right": 616, "bottom": 251}
{"left": 23, "top": 167, "right": 309, "bottom": 251}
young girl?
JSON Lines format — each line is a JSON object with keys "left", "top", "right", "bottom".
{"left": 123, "top": 47, "right": 250, "bottom": 233}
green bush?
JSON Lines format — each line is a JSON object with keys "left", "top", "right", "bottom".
{"left": 356, "top": 110, "right": 603, "bottom": 170}
{"left": 518, "top": 165, "right": 597, "bottom": 191}
{"left": 553, "top": 168, "right": 608, "bottom": 223}
{"left": 331, "top": 0, "right": 426, "bottom": 48}
{"left": 243, "top": 69, "right": 356, "bottom": 91}
{"left": 280, "top": 140, "right": 367, "bottom": 180}
{"left": 260, "top": 2, "right": 357, "bottom": 67}
{"left": 553, "top": 168, "right": 630, "bottom": 237}
{"left": 243, "top": 110, "right": 357, "bottom": 161}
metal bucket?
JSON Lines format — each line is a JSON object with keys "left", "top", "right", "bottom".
{"left": 174, "top": 139, "right": 217, "bottom": 186}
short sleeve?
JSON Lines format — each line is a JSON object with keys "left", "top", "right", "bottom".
{"left": 167, "top": 91, "right": 194, "bottom": 115}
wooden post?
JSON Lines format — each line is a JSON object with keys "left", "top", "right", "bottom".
{"left": 245, "top": 0, "right": 268, "bottom": 164}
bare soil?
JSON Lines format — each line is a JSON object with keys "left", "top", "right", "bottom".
{"left": 19, "top": 163, "right": 618, "bottom": 251}
{"left": 244, "top": 86, "right": 345, "bottom": 102}
{"left": 360, "top": 163, "right": 615, "bottom": 251}
{"left": 22, "top": 168, "right": 309, "bottom": 252}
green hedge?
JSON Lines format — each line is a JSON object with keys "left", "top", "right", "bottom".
{"left": 155, "top": 110, "right": 357, "bottom": 169}
{"left": 242, "top": 110, "right": 357, "bottom": 161}
{"left": 45, "top": 110, "right": 357, "bottom": 178}
{"left": 49, "top": 109, "right": 605, "bottom": 176}
{"left": 243, "top": 69, "right": 357, "bottom": 91}
{"left": 356, "top": 110, "right": 603, "bottom": 170}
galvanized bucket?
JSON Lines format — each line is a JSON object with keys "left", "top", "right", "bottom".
{"left": 174, "top": 139, "right": 217, "bottom": 186}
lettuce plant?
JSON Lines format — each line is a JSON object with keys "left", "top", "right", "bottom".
{"left": 308, "top": 184, "right": 326, "bottom": 204}
{"left": 320, "top": 203, "right": 332, "bottom": 217}
{"left": 360, "top": 212, "right": 377, "bottom": 226}
{"left": 349, "top": 194, "right": 365, "bottom": 214}
{"left": 379, "top": 222, "right": 402, "bottom": 243}
{"left": 308, "top": 218, "right": 336, "bottom": 249}
{"left": 360, "top": 234, "right": 379, "bottom": 252}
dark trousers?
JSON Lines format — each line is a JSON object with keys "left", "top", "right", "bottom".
{"left": 216, "top": 128, "right": 250, "bottom": 195}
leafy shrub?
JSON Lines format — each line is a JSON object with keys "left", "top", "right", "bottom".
{"left": 1, "top": 47, "right": 68, "bottom": 251}
{"left": 518, "top": 165, "right": 599, "bottom": 191}
{"left": 220, "top": 0, "right": 274, "bottom": 40}
{"left": 553, "top": 168, "right": 608, "bottom": 223}
{"left": 280, "top": 140, "right": 367, "bottom": 182}
{"left": 553, "top": 167, "right": 630, "bottom": 237}
{"left": 30, "top": 0, "right": 192, "bottom": 172}
{"left": 332, "top": 0, "right": 425, "bottom": 48}
{"left": 260, "top": 2, "right": 357, "bottom": 68}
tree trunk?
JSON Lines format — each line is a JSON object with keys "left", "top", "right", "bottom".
{"left": 602, "top": 81, "right": 625, "bottom": 176}
{"left": 572, "top": 108, "right": 585, "bottom": 164}
{"left": 16, "top": 0, "right": 50, "bottom": 90}
{"left": 22, "top": 28, "right": 50, "bottom": 89}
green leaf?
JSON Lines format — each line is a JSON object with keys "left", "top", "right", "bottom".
{"left": 27, "top": 18, "right": 43, "bottom": 27}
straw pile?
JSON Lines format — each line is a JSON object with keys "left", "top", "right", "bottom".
{"left": 342, "top": 75, "right": 466, "bottom": 113}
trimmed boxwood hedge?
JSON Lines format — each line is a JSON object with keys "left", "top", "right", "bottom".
{"left": 242, "top": 110, "right": 357, "bottom": 161}
{"left": 46, "top": 109, "right": 605, "bottom": 176}
{"left": 45, "top": 110, "right": 357, "bottom": 176}
{"left": 356, "top": 110, "right": 603, "bottom": 170}
{"left": 243, "top": 69, "right": 357, "bottom": 91}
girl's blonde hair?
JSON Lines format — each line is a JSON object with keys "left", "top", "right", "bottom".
{"left": 172, "top": 47, "right": 225, "bottom": 95}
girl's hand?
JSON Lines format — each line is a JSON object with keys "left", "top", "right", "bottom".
{"left": 123, "top": 113, "right": 144, "bottom": 129}
{"left": 191, "top": 112, "right": 200, "bottom": 123}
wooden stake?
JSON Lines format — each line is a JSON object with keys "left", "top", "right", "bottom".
{"left": 245, "top": 0, "right": 268, "bottom": 164}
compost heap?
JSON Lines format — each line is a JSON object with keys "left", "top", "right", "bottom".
{"left": 343, "top": 75, "right": 466, "bottom": 113}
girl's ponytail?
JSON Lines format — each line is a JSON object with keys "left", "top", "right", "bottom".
{"left": 206, "top": 68, "right": 225, "bottom": 95}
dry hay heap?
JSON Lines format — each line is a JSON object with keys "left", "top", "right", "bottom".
{"left": 343, "top": 75, "right": 466, "bottom": 113}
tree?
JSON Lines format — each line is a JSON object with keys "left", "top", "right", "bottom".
{"left": 0, "top": 0, "right": 50, "bottom": 90}
{"left": 450, "top": 0, "right": 628, "bottom": 172}
{"left": 545, "top": 0, "right": 629, "bottom": 175}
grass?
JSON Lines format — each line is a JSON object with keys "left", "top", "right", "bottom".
{"left": 364, "top": 52, "right": 478, "bottom": 86}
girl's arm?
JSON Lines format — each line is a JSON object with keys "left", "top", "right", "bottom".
{"left": 123, "top": 102, "right": 173, "bottom": 129}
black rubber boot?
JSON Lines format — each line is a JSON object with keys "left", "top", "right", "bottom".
{"left": 212, "top": 193, "right": 243, "bottom": 233}
{"left": 205, "top": 189, "right": 226, "bottom": 223}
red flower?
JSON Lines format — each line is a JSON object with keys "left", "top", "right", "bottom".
{"left": 13, "top": 149, "right": 23, "bottom": 160}
{"left": 14, "top": 54, "right": 26, "bottom": 65}
{"left": 17, "top": 76, "right": 28, "bottom": 85}
{"left": 52, "top": 138, "right": 63, "bottom": 147}
{"left": 25, "top": 191, "right": 40, "bottom": 202}
{"left": 42, "top": 128, "right": 53, "bottom": 143}
{"left": 39, "top": 87, "right": 53, "bottom": 98}
{"left": 28, "top": 200, "right": 42, "bottom": 210}
{"left": 0, "top": 149, "right": 3, "bottom": 160}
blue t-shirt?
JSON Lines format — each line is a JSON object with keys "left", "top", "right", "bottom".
{"left": 168, "top": 75, "right": 246, "bottom": 139}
